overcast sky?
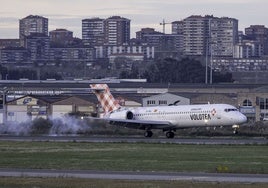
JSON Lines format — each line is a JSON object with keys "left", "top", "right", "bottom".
{"left": 0, "top": 0, "right": 267, "bottom": 38}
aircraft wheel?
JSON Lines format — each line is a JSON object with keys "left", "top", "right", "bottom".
{"left": 233, "top": 129, "right": 238, "bottom": 135}
{"left": 144, "top": 130, "right": 153, "bottom": 138}
{"left": 166, "top": 131, "right": 175, "bottom": 139}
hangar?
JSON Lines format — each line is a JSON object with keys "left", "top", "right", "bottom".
{"left": 6, "top": 95, "right": 49, "bottom": 122}
{"left": 5, "top": 95, "right": 96, "bottom": 123}
{"left": 49, "top": 96, "right": 96, "bottom": 119}
{"left": 142, "top": 93, "right": 190, "bottom": 107}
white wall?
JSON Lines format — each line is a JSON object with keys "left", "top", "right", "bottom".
{"left": 7, "top": 105, "right": 29, "bottom": 123}
{"left": 51, "top": 105, "right": 72, "bottom": 119}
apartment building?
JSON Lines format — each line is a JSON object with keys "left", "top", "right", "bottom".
{"left": 0, "top": 47, "right": 29, "bottom": 64}
{"left": 49, "top": 29, "right": 74, "bottom": 46}
{"left": 234, "top": 40, "right": 263, "bottom": 58}
{"left": 49, "top": 47, "right": 95, "bottom": 64}
{"left": 0, "top": 39, "right": 20, "bottom": 49}
{"left": 19, "top": 15, "right": 48, "bottom": 47}
{"left": 183, "top": 15, "right": 238, "bottom": 57}
{"left": 24, "top": 33, "right": 50, "bottom": 63}
{"left": 171, "top": 21, "right": 183, "bottom": 35}
{"left": 82, "top": 18, "right": 105, "bottom": 46}
{"left": 136, "top": 28, "right": 162, "bottom": 40}
{"left": 103, "top": 16, "right": 130, "bottom": 45}
{"left": 245, "top": 25, "right": 268, "bottom": 55}
{"left": 136, "top": 28, "right": 182, "bottom": 54}
{"left": 210, "top": 17, "right": 238, "bottom": 57}
{"left": 183, "top": 15, "right": 208, "bottom": 56}
{"left": 94, "top": 44, "right": 154, "bottom": 61}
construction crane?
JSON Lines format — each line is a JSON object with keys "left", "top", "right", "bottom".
{"left": 160, "top": 19, "right": 171, "bottom": 34}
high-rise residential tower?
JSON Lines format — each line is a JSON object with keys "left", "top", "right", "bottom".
{"left": 19, "top": 15, "right": 48, "bottom": 47}
{"left": 82, "top": 18, "right": 104, "bottom": 46}
{"left": 183, "top": 15, "right": 238, "bottom": 57}
{"left": 210, "top": 17, "right": 238, "bottom": 57}
{"left": 103, "top": 16, "right": 130, "bottom": 45}
{"left": 183, "top": 15, "right": 208, "bottom": 56}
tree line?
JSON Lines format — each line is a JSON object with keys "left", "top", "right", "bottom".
{"left": 120, "top": 58, "right": 233, "bottom": 83}
{"left": 0, "top": 65, "right": 62, "bottom": 80}
{"left": 0, "top": 58, "right": 233, "bottom": 82}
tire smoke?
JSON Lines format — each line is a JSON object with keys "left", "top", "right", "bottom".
{"left": 0, "top": 116, "right": 93, "bottom": 136}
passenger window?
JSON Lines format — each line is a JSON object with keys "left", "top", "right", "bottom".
{"left": 225, "top": 108, "right": 237, "bottom": 112}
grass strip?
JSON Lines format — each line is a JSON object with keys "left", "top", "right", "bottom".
{"left": 0, "top": 141, "right": 267, "bottom": 173}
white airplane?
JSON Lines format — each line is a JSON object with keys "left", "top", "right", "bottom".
{"left": 90, "top": 84, "right": 247, "bottom": 138}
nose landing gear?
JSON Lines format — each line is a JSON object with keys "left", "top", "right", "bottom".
{"left": 232, "top": 125, "right": 239, "bottom": 135}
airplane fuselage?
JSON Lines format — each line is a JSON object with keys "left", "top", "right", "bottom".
{"left": 108, "top": 103, "right": 247, "bottom": 129}
{"left": 90, "top": 84, "right": 247, "bottom": 138}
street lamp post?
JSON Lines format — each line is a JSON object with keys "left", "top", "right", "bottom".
{"left": 208, "top": 18, "right": 213, "bottom": 85}
{"left": 2, "top": 87, "right": 7, "bottom": 125}
{"left": 210, "top": 48, "right": 213, "bottom": 84}
{"left": 205, "top": 39, "right": 208, "bottom": 84}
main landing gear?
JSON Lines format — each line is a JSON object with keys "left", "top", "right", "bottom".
{"left": 166, "top": 131, "right": 175, "bottom": 138}
{"left": 144, "top": 130, "right": 175, "bottom": 138}
{"left": 144, "top": 130, "right": 153, "bottom": 138}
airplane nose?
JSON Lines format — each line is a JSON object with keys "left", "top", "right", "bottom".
{"left": 239, "top": 114, "right": 247, "bottom": 124}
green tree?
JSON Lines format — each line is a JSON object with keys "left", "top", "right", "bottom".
{"left": 142, "top": 58, "right": 232, "bottom": 83}
{"left": 0, "top": 65, "right": 8, "bottom": 79}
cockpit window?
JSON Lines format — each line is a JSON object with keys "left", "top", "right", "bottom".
{"left": 224, "top": 108, "right": 238, "bottom": 112}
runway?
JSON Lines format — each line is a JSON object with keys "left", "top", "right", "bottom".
{"left": 0, "top": 168, "right": 267, "bottom": 183}
{"left": 0, "top": 135, "right": 267, "bottom": 145}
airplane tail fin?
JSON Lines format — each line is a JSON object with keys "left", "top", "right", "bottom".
{"left": 90, "top": 84, "right": 121, "bottom": 113}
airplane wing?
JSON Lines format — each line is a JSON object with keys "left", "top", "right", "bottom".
{"left": 83, "top": 117, "right": 175, "bottom": 130}
{"left": 105, "top": 118, "right": 175, "bottom": 130}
